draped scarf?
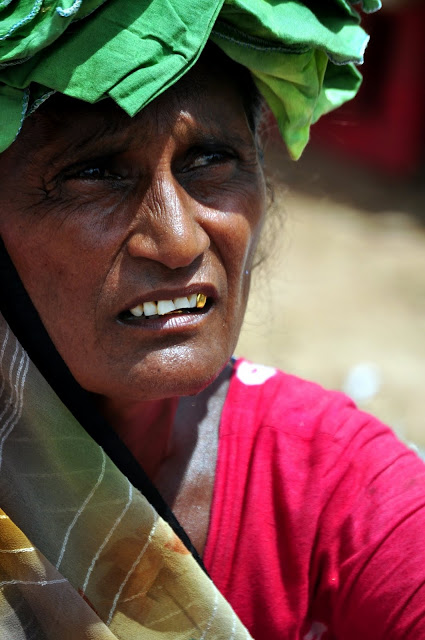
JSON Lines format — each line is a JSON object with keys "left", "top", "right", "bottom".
{"left": 0, "top": 245, "right": 253, "bottom": 638}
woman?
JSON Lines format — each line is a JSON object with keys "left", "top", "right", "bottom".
{"left": 1, "top": 1, "right": 425, "bottom": 639}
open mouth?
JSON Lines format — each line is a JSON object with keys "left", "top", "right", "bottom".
{"left": 119, "top": 293, "right": 210, "bottom": 321}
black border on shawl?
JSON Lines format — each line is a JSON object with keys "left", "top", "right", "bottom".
{"left": 0, "top": 239, "right": 208, "bottom": 574}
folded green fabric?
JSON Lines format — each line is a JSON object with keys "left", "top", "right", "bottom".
{"left": 0, "top": 0, "right": 379, "bottom": 157}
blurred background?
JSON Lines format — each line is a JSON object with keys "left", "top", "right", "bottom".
{"left": 236, "top": 1, "right": 425, "bottom": 454}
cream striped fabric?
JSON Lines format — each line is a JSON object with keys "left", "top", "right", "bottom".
{"left": 0, "top": 312, "right": 253, "bottom": 639}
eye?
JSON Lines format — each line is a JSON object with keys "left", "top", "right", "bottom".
{"left": 75, "top": 166, "right": 123, "bottom": 181}
{"left": 181, "top": 146, "right": 237, "bottom": 173}
{"left": 189, "top": 151, "right": 233, "bottom": 169}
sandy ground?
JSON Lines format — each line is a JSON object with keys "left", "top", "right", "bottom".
{"left": 236, "top": 140, "right": 425, "bottom": 451}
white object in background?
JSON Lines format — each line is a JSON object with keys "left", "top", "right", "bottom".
{"left": 343, "top": 362, "right": 382, "bottom": 405}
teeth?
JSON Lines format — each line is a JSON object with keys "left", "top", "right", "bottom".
{"left": 128, "top": 294, "right": 207, "bottom": 318}
{"left": 129, "top": 304, "right": 143, "bottom": 317}
{"left": 196, "top": 293, "right": 207, "bottom": 309}
{"left": 157, "top": 299, "right": 176, "bottom": 315}
{"left": 142, "top": 301, "right": 157, "bottom": 316}
{"left": 173, "top": 296, "right": 191, "bottom": 309}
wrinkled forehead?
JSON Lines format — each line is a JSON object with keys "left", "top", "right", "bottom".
{"left": 5, "top": 53, "right": 258, "bottom": 171}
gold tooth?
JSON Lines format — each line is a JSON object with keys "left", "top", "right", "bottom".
{"left": 196, "top": 293, "right": 207, "bottom": 309}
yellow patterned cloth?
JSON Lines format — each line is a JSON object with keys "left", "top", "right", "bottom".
{"left": 0, "top": 313, "right": 252, "bottom": 639}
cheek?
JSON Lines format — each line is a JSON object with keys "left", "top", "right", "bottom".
{"left": 2, "top": 229, "right": 57, "bottom": 305}
{"left": 235, "top": 200, "right": 266, "bottom": 314}
{"left": 214, "top": 198, "right": 265, "bottom": 336}
{"left": 222, "top": 190, "right": 266, "bottom": 279}
{"left": 1, "top": 219, "right": 111, "bottom": 361}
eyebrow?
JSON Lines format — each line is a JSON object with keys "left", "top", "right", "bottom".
{"left": 172, "top": 108, "right": 256, "bottom": 151}
{"left": 47, "top": 117, "right": 136, "bottom": 168}
{"left": 38, "top": 101, "right": 256, "bottom": 171}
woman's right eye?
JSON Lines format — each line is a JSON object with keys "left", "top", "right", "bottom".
{"left": 75, "top": 166, "right": 123, "bottom": 181}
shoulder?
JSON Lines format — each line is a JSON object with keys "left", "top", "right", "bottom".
{"left": 225, "top": 357, "right": 368, "bottom": 447}
{"left": 222, "top": 358, "right": 425, "bottom": 505}
{"left": 208, "top": 361, "right": 425, "bottom": 638}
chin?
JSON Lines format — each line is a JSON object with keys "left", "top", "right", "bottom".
{"left": 82, "top": 352, "right": 230, "bottom": 404}
{"left": 142, "top": 365, "right": 226, "bottom": 401}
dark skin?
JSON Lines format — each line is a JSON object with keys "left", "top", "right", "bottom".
{"left": 0, "top": 60, "right": 266, "bottom": 554}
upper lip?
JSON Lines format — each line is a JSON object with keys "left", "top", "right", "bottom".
{"left": 119, "top": 283, "right": 218, "bottom": 315}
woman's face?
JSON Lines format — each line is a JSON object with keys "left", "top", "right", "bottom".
{"left": 0, "top": 62, "right": 266, "bottom": 403}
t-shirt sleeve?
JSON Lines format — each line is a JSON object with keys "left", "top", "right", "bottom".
{"left": 309, "top": 400, "right": 425, "bottom": 638}
{"left": 205, "top": 363, "right": 425, "bottom": 639}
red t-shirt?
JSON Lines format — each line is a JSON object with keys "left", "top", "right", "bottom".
{"left": 204, "top": 359, "right": 425, "bottom": 639}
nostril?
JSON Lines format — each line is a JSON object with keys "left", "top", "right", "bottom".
{"left": 126, "top": 232, "right": 156, "bottom": 259}
{"left": 127, "top": 226, "right": 209, "bottom": 269}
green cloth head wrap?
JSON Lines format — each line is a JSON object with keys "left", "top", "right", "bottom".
{"left": 0, "top": 0, "right": 380, "bottom": 159}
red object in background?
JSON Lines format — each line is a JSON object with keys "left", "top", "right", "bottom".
{"left": 311, "top": 4, "right": 425, "bottom": 177}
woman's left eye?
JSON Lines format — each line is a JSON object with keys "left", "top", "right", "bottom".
{"left": 185, "top": 149, "right": 235, "bottom": 171}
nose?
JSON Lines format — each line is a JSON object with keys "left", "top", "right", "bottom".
{"left": 126, "top": 175, "right": 210, "bottom": 269}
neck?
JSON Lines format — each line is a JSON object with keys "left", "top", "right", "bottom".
{"left": 98, "top": 396, "right": 179, "bottom": 478}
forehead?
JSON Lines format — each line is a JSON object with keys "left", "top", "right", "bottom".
{"left": 9, "top": 61, "right": 253, "bottom": 169}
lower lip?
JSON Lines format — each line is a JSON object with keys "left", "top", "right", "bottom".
{"left": 117, "top": 306, "right": 212, "bottom": 332}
